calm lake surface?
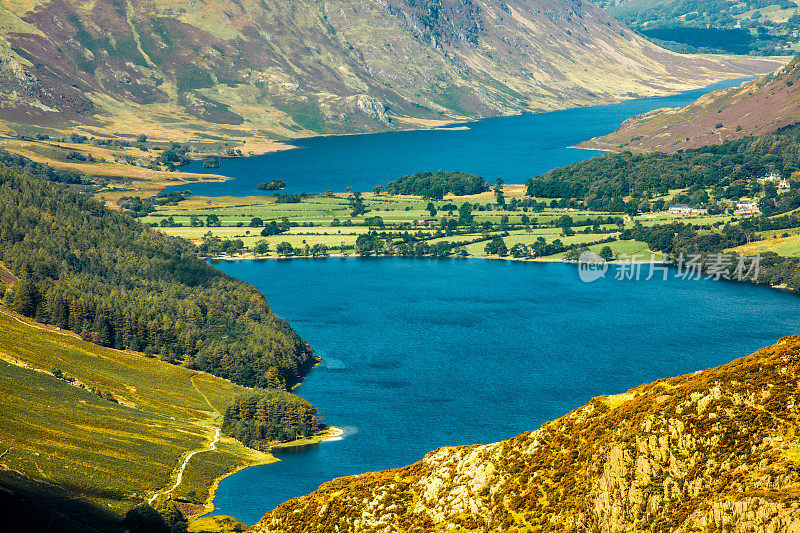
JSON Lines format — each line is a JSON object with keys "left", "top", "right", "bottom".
{"left": 173, "top": 78, "right": 750, "bottom": 196}
{"left": 211, "top": 258, "right": 800, "bottom": 524}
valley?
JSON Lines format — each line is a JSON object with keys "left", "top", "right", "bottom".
{"left": 0, "top": 0, "right": 786, "bottom": 197}
{"left": 2, "top": 0, "right": 800, "bottom": 530}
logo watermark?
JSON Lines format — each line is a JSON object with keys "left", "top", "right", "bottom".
{"left": 577, "top": 252, "right": 760, "bottom": 283}
{"left": 577, "top": 251, "right": 609, "bottom": 283}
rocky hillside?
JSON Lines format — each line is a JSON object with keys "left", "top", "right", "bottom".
{"left": 584, "top": 55, "right": 800, "bottom": 153}
{"left": 252, "top": 336, "right": 800, "bottom": 532}
{"left": 0, "top": 0, "right": 781, "bottom": 144}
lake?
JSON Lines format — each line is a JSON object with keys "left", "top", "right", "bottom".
{"left": 171, "top": 78, "right": 750, "bottom": 196}
{"left": 210, "top": 258, "right": 800, "bottom": 524}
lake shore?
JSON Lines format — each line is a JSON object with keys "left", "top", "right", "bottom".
{"left": 204, "top": 253, "right": 666, "bottom": 264}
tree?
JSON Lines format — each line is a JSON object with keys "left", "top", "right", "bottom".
{"left": 494, "top": 178, "right": 505, "bottom": 206}
{"left": 249, "top": 217, "right": 264, "bottom": 227}
{"left": 276, "top": 242, "right": 294, "bottom": 256}
{"left": 373, "top": 185, "right": 383, "bottom": 195}
{"left": 14, "top": 278, "right": 38, "bottom": 317}
{"left": 484, "top": 236, "right": 507, "bottom": 255}
{"left": 510, "top": 243, "right": 528, "bottom": 258}
{"left": 758, "top": 196, "right": 777, "bottom": 215}
{"left": 426, "top": 202, "right": 437, "bottom": 217}
{"left": 348, "top": 190, "right": 368, "bottom": 216}
{"left": 253, "top": 240, "right": 270, "bottom": 255}
{"left": 137, "top": 134, "right": 148, "bottom": 143}
{"left": 458, "top": 202, "right": 473, "bottom": 225}
{"left": 365, "top": 216, "right": 384, "bottom": 228}
{"left": 599, "top": 246, "right": 614, "bottom": 261}
{"left": 206, "top": 214, "right": 221, "bottom": 227}
{"left": 556, "top": 215, "right": 573, "bottom": 232}
{"left": 260, "top": 221, "right": 281, "bottom": 236}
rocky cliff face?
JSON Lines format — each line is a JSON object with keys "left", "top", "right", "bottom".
{"left": 584, "top": 55, "right": 800, "bottom": 153}
{"left": 0, "top": 0, "right": 781, "bottom": 143}
{"left": 252, "top": 336, "right": 800, "bottom": 532}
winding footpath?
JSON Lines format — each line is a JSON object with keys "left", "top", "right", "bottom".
{"left": 148, "top": 426, "right": 221, "bottom": 505}
{"left": 0, "top": 305, "right": 228, "bottom": 507}
{"left": 148, "top": 373, "right": 224, "bottom": 505}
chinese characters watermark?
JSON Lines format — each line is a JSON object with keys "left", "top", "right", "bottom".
{"left": 577, "top": 251, "right": 760, "bottom": 283}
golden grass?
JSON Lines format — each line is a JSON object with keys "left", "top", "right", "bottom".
{"left": 727, "top": 232, "right": 800, "bottom": 257}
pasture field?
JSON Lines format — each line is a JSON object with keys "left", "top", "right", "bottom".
{"left": 142, "top": 190, "right": 643, "bottom": 259}
{"left": 727, "top": 232, "right": 800, "bottom": 257}
{"left": 142, "top": 186, "right": 800, "bottom": 261}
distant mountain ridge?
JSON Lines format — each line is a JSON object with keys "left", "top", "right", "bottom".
{"left": 583, "top": 55, "right": 800, "bottom": 153}
{"left": 251, "top": 336, "right": 800, "bottom": 532}
{"left": 0, "top": 0, "right": 782, "bottom": 144}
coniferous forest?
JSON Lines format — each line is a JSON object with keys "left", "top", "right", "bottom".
{"left": 0, "top": 165, "right": 317, "bottom": 390}
{"left": 222, "top": 389, "right": 321, "bottom": 448}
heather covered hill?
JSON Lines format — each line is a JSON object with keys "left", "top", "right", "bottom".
{"left": 584, "top": 55, "right": 800, "bottom": 153}
{"left": 0, "top": 0, "right": 782, "bottom": 144}
{"left": 252, "top": 336, "right": 800, "bottom": 532}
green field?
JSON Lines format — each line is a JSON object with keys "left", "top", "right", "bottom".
{"left": 142, "top": 192, "right": 642, "bottom": 259}
{"left": 142, "top": 185, "right": 800, "bottom": 264}
{"left": 0, "top": 308, "right": 273, "bottom": 520}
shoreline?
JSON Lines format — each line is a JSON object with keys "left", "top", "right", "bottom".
{"left": 204, "top": 253, "right": 666, "bottom": 264}
{"left": 192, "top": 426, "right": 343, "bottom": 522}
{"left": 151, "top": 73, "right": 781, "bottom": 199}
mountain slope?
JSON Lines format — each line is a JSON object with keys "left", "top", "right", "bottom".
{"left": 595, "top": 0, "right": 800, "bottom": 55}
{"left": 584, "top": 55, "right": 800, "bottom": 153}
{"left": 0, "top": 0, "right": 783, "bottom": 144}
{"left": 252, "top": 336, "right": 800, "bottom": 532}
{"left": 0, "top": 307, "right": 271, "bottom": 531}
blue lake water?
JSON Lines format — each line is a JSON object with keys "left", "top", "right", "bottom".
{"left": 172, "top": 78, "right": 751, "bottom": 196}
{"left": 210, "top": 258, "right": 800, "bottom": 524}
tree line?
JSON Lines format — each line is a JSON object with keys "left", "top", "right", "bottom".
{"left": 526, "top": 124, "right": 800, "bottom": 212}
{"left": 0, "top": 165, "right": 317, "bottom": 390}
{"left": 385, "top": 170, "right": 490, "bottom": 199}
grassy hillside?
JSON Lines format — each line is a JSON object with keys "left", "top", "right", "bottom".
{"left": 0, "top": 306, "right": 273, "bottom": 530}
{"left": 251, "top": 336, "right": 800, "bottom": 532}
{"left": 584, "top": 55, "right": 800, "bottom": 153}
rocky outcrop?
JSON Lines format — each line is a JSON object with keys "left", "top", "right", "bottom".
{"left": 251, "top": 336, "right": 800, "bottom": 532}
{"left": 356, "top": 95, "right": 391, "bottom": 125}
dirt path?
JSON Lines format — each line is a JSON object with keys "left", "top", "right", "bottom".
{"left": 0, "top": 307, "right": 78, "bottom": 339}
{"left": 147, "top": 373, "right": 223, "bottom": 505}
{"left": 148, "top": 426, "right": 220, "bottom": 505}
